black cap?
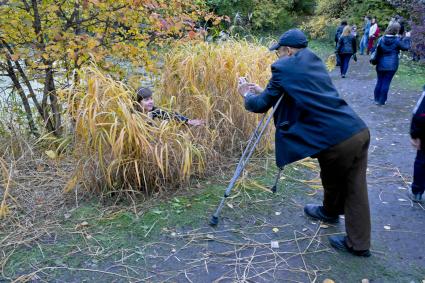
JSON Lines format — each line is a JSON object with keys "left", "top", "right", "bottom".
{"left": 136, "top": 87, "right": 152, "bottom": 101}
{"left": 269, "top": 29, "right": 308, "bottom": 51}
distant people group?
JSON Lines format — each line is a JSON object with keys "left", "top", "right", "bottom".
{"left": 334, "top": 15, "right": 411, "bottom": 106}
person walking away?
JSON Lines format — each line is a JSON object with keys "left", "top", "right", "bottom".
{"left": 367, "top": 18, "right": 380, "bottom": 54}
{"left": 360, "top": 16, "right": 371, "bottom": 55}
{"left": 237, "top": 29, "right": 372, "bottom": 257}
{"left": 409, "top": 85, "right": 425, "bottom": 203}
{"left": 337, "top": 25, "right": 357, "bottom": 78}
{"left": 373, "top": 23, "right": 410, "bottom": 105}
{"left": 335, "top": 20, "right": 348, "bottom": 48}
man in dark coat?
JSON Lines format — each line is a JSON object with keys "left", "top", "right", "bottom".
{"left": 237, "top": 29, "right": 371, "bottom": 257}
{"left": 410, "top": 85, "right": 425, "bottom": 203}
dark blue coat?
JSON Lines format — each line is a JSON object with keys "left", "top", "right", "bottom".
{"left": 337, "top": 35, "right": 357, "bottom": 54}
{"left": 244, "top": 48, "right": 367, "bottom": 167}
{"left": 411, "top": 86, "right": 425, "bottom": 150}
{"left": 376, "top": 35, "right": 410, "bottom": 71}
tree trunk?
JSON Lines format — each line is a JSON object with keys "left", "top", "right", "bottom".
{"left": 5, "top": 59, "right": 39, "bottom": 137}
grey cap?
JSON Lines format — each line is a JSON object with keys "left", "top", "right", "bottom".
{"left": 136, "top": 87, "right": 153, "bottom": 101}
{"left": 269, "top": 29, "right": 308, "bottom": 51}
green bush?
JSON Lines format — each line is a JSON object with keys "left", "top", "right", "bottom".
{"left": 206, "top": 0, "right": 315, "bottom": 31}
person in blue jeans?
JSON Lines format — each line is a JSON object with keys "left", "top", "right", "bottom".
{"left": 410, "top": 86, "right": 425, "bottom": 203}
{"left": 373, "top": 22, "right": 410, "bottom": 105}
{"left": 359, "top": 16, "right": 371, "bottom": 55}
{"left": 336, "top": 25, "right": 357, "bottom": 78}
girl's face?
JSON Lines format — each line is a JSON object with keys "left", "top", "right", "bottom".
{"left": 141, "top": 96, "right": 154, "bottom": 112}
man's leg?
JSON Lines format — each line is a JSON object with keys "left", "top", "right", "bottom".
{"left": 412, "top": 150, "right": 425, "bottom": 195}
{"left": 359, "top": 35, "right": 366, "bottom": 55}
{"left": 317, "top": 131, "right": 369, "bottom": 216}
{"left": 343, "top": 130, "right": 371, "bottom": 251}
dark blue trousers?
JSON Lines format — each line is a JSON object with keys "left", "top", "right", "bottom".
{"left": 374, "top": 70, "right": 396, "bottom": 105}
{"left": 412, "top": 149, "right": 425, "bottom": 195}
{"left": 339, "top": 54, "right": 352, "bottom": 76}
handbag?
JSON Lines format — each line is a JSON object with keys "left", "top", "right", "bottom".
{"left": 369, "top": 38, "right": 381, "bottom": 65}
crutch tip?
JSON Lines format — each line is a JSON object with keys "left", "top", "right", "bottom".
{"left": 209, "top": 215, "right": 219, "bottom": 226}
{"left": 271, "top": 185, "right": 277, "bottom": 193}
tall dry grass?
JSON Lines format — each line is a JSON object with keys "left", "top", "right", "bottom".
{"left": 158, "top": 40, "right": 276, "bottom": 156}
{"left": 63, "top": 40, "right": 277, "bottom": 196}
{"left": 62, "top": 66, "right": 212, "bottom": 196}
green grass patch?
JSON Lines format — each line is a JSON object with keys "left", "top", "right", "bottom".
{"left": 393, "top": 59, "right": 425, "bottom": 91}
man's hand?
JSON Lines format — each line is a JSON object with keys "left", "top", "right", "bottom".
{"left": 188, "top": 119, "right": 205, "bottom": 126}
{"left": 237, "top": 77, "right": 263, "bottom": 97}
{"left": 247, "top": 83, "right": 263, "bottom": 94}
{"left": 411, "top": 138, "right": 421, "bottom": 150}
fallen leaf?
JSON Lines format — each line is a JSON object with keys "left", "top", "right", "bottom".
{"left": 320, "top": 224, "right": 329, "bottom": 229}
{"left": 275, "top": 212, "right": 281, "bottom": 216}
{"left": 227, "top": 203, "right": 234, "bottom": 209}
{"left": 382, "top": 201, "right": 388, "bottom": 204}
{"left": 384, "top": 225, "right": 391, "bottom": 230}
{"left": 323, "top": 279, "right": 335, "bottom": 283}
{"left": 302, "top": 228, "right": 308, "bottom": 232}
{"left": 398, "top": 198, "right": 407, "bottom": 202}
{"left": 171, "top": 232, "right": 176, "bottom": 237}
{"left": 36, "top": 164, "right": 45, "bottom": 172}
{"left": 45, "top": 150, "right": 57, "bottom": 159}
{"left": 270, "top": 241, "right": 279, "bottom": 249}
{"left": 171, "top": 248, "right": 176, "bottom": 253}
{"left": 272, "top": 227, "right": 279, "bottom": 233}
{"left": 86, "top": 234, "right": 93, "bottom": 240}
{"left": 361, "top": 279, "right": 370, "bottom": 283}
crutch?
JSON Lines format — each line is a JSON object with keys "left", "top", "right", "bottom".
{"left": 209, "top": 95, "right": 284, "bottom": 226}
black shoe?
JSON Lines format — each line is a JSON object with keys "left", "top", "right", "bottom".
{"left": 304, "top": 204, "right": 339, "bottom": 223}
{"left": 329, "top": 235, "right": 371, "bottom": 257}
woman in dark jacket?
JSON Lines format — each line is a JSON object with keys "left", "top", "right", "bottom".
{"left": 410, "top": 86, "right": 425, "bottom": 203}
{"left": 336, "top": 25, "right": 357, "bottom": 78}
{"left": 373, "top": 22, "right": 410, "bottom": 105}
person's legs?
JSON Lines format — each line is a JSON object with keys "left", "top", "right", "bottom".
{"left": 343, "top": 130, "right": 371, "bottom": 251}
{"left": 377, "top": 71, "right": 396, "bottom": 105}
{"left": 341, "top": 54, "right": 351, "bottom": 76}
{"left": 412, "top": 150, "right": 425, "bottom": 195}
{"left": 317, "top": 130, "right": 369, "bottom": 216}
{"left": 359, "top": 36, "right": 366, "bottom": 55}
{"left": 374, "top": 71, "right": 384, "bottom": 103}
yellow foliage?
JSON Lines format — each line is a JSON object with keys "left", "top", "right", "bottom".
{"left": 301, "top": 16, "right": 340, "bottom": 40}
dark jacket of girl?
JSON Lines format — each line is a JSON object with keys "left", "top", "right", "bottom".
{"left": 411, "top": 87, "right": 425, "bottom": 150}
{"left": 376, "top": 35, "right": 410, "bottom": 71}
{"left": 336, "top": 35, "right": 357, "bottom": 54}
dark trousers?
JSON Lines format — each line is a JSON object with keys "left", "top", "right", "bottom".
{"left": 412, "top": 149, "right": 425, "bottom": 195}
{"left": 317, "top": 128, "right": 371, "bottom": 251}
{"left": 339, "top": 54, "right": 352, "bottom": 76}
{"left": 374, "top": 70, "right": 396, "bottom": 105}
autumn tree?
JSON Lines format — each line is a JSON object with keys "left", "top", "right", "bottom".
{"left": 0, "top": 0, "right": 214, "bottom": 137}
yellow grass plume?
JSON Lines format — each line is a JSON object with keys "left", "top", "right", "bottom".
{"left": 62, "top": 66, "right": 211, "bottom": 195}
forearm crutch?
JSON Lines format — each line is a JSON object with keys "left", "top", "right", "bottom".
{"left": 209, "top": 95, "right": 284, "bottom": 226}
